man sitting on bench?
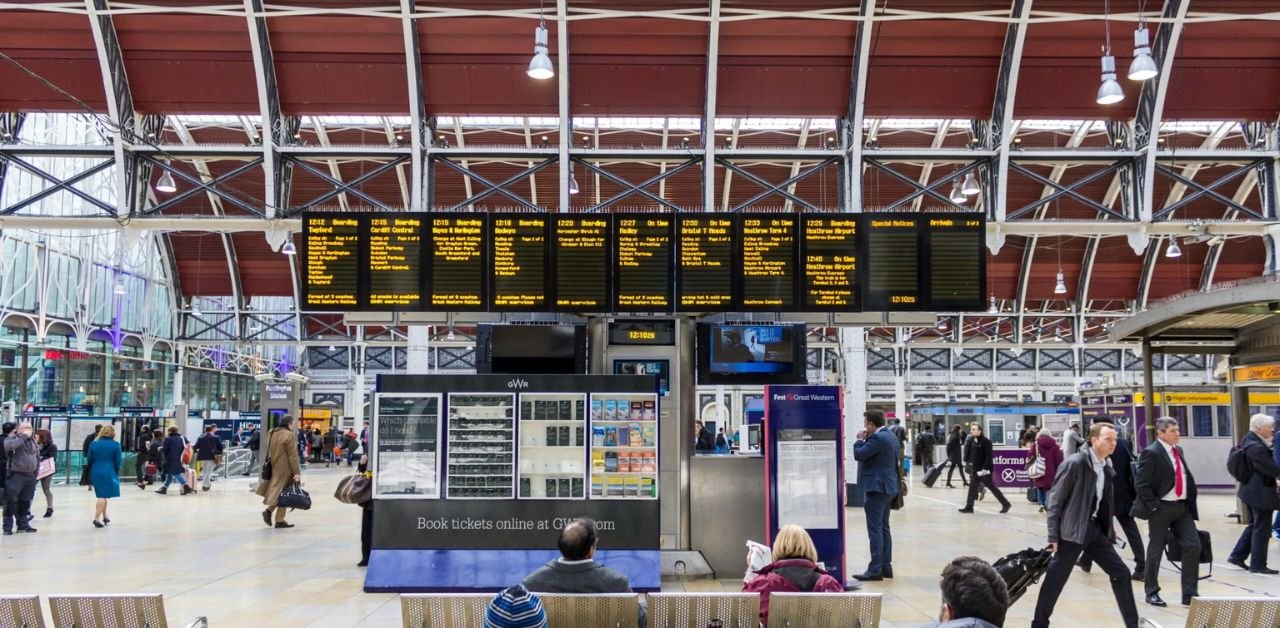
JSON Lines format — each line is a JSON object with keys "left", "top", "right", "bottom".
{"left": 521, "top": 517, "right": 646, "bottom": 627}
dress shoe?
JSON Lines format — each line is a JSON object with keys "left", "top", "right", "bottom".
{"left": 1227, "top": 558, "right": 1249, "bottom": 570}
{"left": 16, "top": 526, "right": 37, "bottom": 533}
{"left": 262, "top": 509, "right": 273, "bottom": 527}
{"left": 1181, "top": 595, "right": 1193, "bottom": 607}
{"left": 1145, "top": 593, "right": 1167, "bottom": 607}
{"left": 1130, "top": 570, "right": 1144, "bottom": 582}
{"left": 1249, "top": 567, "right": 1279, "bottom": 575}
{"left": 1077, "top": 561, "right": 1092, "bottom": 573}
{"left": 852, "top": 572, "right": 883, "bottom": 581}
{"left": 43, "top": 508, "right": 53, "bottom": 518}
{"left": 274, "top": 522, "right": 295, "bottom": 529}
{"left": 883, "top": 567, "right": 894, "bottom": 579}
{"left": 999, "top": 503, "right": 1011, "bottom": 514}
{"left": 958, "top": 507, "right": 974, "bottom": 513}
{"left": 356, "top": 560, "right": 369, "bottom": 567}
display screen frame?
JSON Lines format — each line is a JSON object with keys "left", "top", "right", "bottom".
{"left": 695, "top": 323, "right": 807, "bottom": 385}
{"left": 550, "top": 214, "right": 613, "bottom": 313}
{"left": 611, "top": 212, "right": 676, "bottom": 313}
{"left": 487, "top": 212, "right": 551, "bottom": 312}
{"left": 425, "top": 213, "right": 489, "bottom": 312}
{"left": 302, "top": 213, "right": 364, "bottom": 311}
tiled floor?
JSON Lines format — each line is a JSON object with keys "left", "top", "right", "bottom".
{"left": 1, "top": 465, "right": 1275, "bottom": 627}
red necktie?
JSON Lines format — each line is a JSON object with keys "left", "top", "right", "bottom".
{"left": 1172, "top": 447, "right": 1184, "bottom": 499}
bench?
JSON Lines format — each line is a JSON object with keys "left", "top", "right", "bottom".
{"left": 1141, "top": 597, "right": 1280, "bottom": 628}
{"left": 400, "top": 593, "right": 491, "bottom": 627}
{"left": 647, "top": 592, "right": 759, "bottom": 628}
{"left": 765, "top": 592, "right": 882, "bottom": 628}
{"left": 0, "top": 595, "right": 46, "bottom": 628}
{"left": 47, "top": 594, "right": 207, "bottom": 628}
{"left": 539, "top": 593, "right": 640, "bottom": 627}
{"left": 401, "top": 592, "right": 641, "bottom": 627}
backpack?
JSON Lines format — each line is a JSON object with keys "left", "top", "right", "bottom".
{"left": 1226, "top": 442, "right": 1252, "bottom": 483}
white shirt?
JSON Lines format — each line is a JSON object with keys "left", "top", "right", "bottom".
{"left": 1086, "top": 446, "right": 1107, "bottom": 518}
{"left": 1158, "top": 440, "right": 1187, "bottom": 501}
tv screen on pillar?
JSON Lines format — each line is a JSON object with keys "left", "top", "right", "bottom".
{"left": 696, "top": 323, "right": 806, "bottom": 385}
{"left": 477, "top": 324, "right": 587, "bottom": 375}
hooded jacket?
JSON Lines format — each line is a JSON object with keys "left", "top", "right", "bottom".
{"left": 742, "top": 558, "right": 844, "bottom": 625}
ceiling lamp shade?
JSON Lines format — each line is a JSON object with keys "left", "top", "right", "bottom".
{"left": 155, "top": 170, "right": 177, "bottom": 193}
{"left": 949, "top": 180, "right": 967, "bottom": 203}
{"left": 190, "top": 302, "right": 202, "bottom": 318}
{"left": 1097, "top": 54, "right": 1125, "bottom": 105}
{"left": 569, "top": 174, "right": 580, "bottom": 195}
{"left": 988, "top": 295, "right": 998, "bottom": 314}
{"left": 527, "top": 23, "right": 554, "bottom": 80}
{"left": 113, "top": 280, "right": 126, "bottom": 295}
{"left": 961, "top": 171, "right": 981, "bottom": 196}
{"left": 1165, "top": 238, "right": 1182, "bottom": 258}
{"left": 1128, "top": 26, "right": 1159, "bottom": 81}
{"left": 1054, "top": 270, "right": 1067, "bottom": 295}
{"left": 281, "top": 239, "right": 297, "bottom": 255}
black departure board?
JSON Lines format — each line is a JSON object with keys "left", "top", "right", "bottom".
{"left": 489, "top": 214, "right": 548, "bottom": 310}
{"left": 863, "top": 214, "right": 923, "bottom": 311}
{"left": 551, "top": 215, "right": 610, "bottom": 311}
{"left": 303, "top": 215, "right": 361, "bottom": 309}
{"left": 801, "top": 215, "right": 859, "bottom": 311}
{"left": 428, "top": 214, "right": 486, "bottom": 310}
{"left": 737, "top": 214, "right": 798, "bottom": 310}
{"left": 677, "top": 216, "right": 734, "bottom": 310}
{"left": 613, "top": 214, "right": 674, "bottom": 312}
{"left": 367, "top": 215, "right": 423, "bottom": 309}
{"left": 927, "top": 215, "right": 986, "bottom": 310}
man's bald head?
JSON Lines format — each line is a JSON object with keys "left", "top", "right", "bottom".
{"left": 557, "top": 518, "right": 599, "bottom": 561}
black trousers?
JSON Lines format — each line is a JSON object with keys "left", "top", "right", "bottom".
{"left": 942, "top": 460, "right": 967, "bottom": 486}
{"left": 1229, "top": 505, "right": 1274, "bottom": 571}
{"left": 360, "top": 504, "right": 374, "bottom": 563}
{"left": 965, "top": 471, "right": 1009, "bottom": 508}
{"left": 134, "top": 452, "right": 146, "bottom": 483}
{"left": 1144, "top": 500, "right": 1200, "bottom": 598}
{"left": 3, "top": 472, "right": 37, "bottom": 532}
{"left": 1032, "top": 518, "right": 1139, "bottom": 628}
{"left": 1079, "top": 513, "right": 1145, "bottom": 571}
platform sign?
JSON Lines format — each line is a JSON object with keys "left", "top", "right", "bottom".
{"left": 764, "top": 385, "right": 846, "bottom": 585}
{"left": 992, "top": 448, "right": 1031, "bottom": 488}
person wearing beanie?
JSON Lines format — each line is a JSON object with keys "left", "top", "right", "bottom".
{"left": 484, "top": 584, "right": 547, "bottom": 628}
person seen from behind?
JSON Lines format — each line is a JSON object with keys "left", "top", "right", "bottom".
{"left": 742, "top": 524, "right": 843, "bottom": 625}
{"left": 86, "top": 424, "right": 122, "bottom": 528}
{"left": 521, "top": 517, "right": 646, "bottom": 627}
{"left": 1227, "top": 413, "right": 1279, "bottom": 574}
{"left": 931, "top": 556, "right": 1010, "bottom": 628}
{"left": 484, "top": 584, "right": 547, "bottom": 628}
{"left": 1031, "top": 428, "right": 1063, "bottom": 512}
{"left": 194, "top": 424, "right": 224, "bottom": 492}
{"left": 156, "top": 426, "right": 193, "bottom": 495}
{"left": 257, "top": 414, "right": 303, "bottom": 528}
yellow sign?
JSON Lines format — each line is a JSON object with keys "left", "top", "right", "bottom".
{"left": 1233, "top": 363, "right": 1280, "bottom": 384}
{"left": 300, "top": 406, "right": 332, "bottom": 421}
{"left": 1162, "top": 392, "right": 1230, "bottom": 404}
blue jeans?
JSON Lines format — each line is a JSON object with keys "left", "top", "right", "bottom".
{"left": 864, "top": 491, "right": 894, "bottom": 575}
{"left": 161, "top": 472, "right": 187, "bottom": 488}
{"left": 1036, "top": 487, "right": 1048, "bottom": 506}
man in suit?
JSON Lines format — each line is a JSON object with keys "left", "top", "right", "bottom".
{"left": 1031, "top": 423, "right": 1139, "bottom": 628}
{"left": 1227, "top": 414, "right": 1279, "bottom": 574}
{"left": 1077, "top": 415, "right": 1146, "bottom": 580}
{"left": 1133, "top": 417, "right": 1199, "bottom": 607}
{"left": 958, "top": 423, "right": 1011, "bottom": 514}
{"left": 852, "top": 409, "right": 901, "bottom": 581}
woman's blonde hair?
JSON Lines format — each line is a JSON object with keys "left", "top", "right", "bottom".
{"left": 772, "top": 524, "right": 818, "bottom": 563}
{"left": 97, "top": 424, "right": 116, "bottom": 440}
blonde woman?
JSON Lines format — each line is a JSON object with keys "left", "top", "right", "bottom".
{"left": 743, "top": 524, "right": 843, "bottom": 625}
{"left": 86, "top": 424, "right": 123, "bottom": 528}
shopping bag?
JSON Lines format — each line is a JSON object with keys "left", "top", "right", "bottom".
{"left": 36, "top": 457, "right": 56, "bottom": 480}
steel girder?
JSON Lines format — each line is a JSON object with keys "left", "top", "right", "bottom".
{"left": 0, "top": 113, "right": 25, "bottom": 203}
{"left": 0, "top": 156, "right": 116, "bottom": 216}
{"left": 1134, "top": 0, "right": 1191, "bottom": 223}
{"left": 435, "top": 157, "right": 557, "bottom": 212}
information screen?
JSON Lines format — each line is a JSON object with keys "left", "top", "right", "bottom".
{"left": 677, "top": 215, "right": 734, "bottom": 310}
{"left": 367, "top": 215, "right": 423, "bottom": 309}
{"left": 863, "top": 214, "right": 922, "bottom": 310}
{"left": 928, "top": 215, "right": 986, "bottom": 310}
{"left": 613, "top": 214, "right": 674, "bottom": 312}
{"left": 489, "top": 214, "right": 548, "bottom": 310}
{"left": 428, "top": 215, "right": 486, "bottom": 310}
{"left": 303, "top": 215, "right": 361, "bottom": 309}
{"left": 738, "top": 215, "right": 797, "bottom": 310}
{"left": 551, "top": 216, "right": 611, "bottom": 311}
{"left": 800, "top": 215, "right": 860, "bottom": 311}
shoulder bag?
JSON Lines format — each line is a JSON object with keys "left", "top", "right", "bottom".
{"left": 1027, "top": 443, "right": 1047, "bottom": 479}
{"left": 334, "top": 472, "right": 372, "bottom": 505}
{"left": 278, "top": 481, "right": 312, "bottom": 511}
{"left": 260, "top": 451, "right": 274, "bottom": 481}
{"left": 36, "top": 456, "right": 56, "bottom": 480}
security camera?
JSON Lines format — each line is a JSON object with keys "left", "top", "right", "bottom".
{"left": 254, "top": 373, "right": 275, "bottom": 382}
{"left": 284, "top": 372, "right": 310, "bottom": 385}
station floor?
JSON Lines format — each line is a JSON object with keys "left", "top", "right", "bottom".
{"left": 1, "top": 465, "right": 1276, "bottom": 627}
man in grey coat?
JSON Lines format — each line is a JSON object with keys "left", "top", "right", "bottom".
{"left": 522, "top": 517, "right": 646, "bottom": 627}
{"left": 1031, "top": 423, "right": 1138, "bottom": 628}
{"left": 3, "top": 422, "right": 40, "bottom": 535}
{"left": 1061, "top": 423, "right": 1084, "bottom": 457}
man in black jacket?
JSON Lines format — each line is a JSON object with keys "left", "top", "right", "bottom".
{"left": 958, "top": 424, "right": 1010, "bottom": 514}
{"left": 4, "top": 422, "right": 40, "bottom": 535}
{"left": 1226, "top": 413, "right": 1279, "bottom": 574}
{"left": 1031, "top": 423, "right": 1138, "bottom": 628}
{"left": 243, "top": 425, "right": 260, "bottom": 476}
{"left": 134, "top": 424, "right": 152, "bottom": 489}
{"left": 194, "top": 425, "right": 224, "bottom": 492}
{"left": 1077, "top": 415, "right": 1146, "bottom": 580}
{"left": 1132, "top": 417, "right": 1199, "bottom": 607}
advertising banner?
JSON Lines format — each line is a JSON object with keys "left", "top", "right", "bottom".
{"left": 992, "top": 448, "right": 1031, "bottom": 488}
{"left": 373, "top": 499, "right": 659, "bottom": 550}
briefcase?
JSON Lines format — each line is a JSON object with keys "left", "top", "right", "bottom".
{"left": 1164, "top": 529, "right": 1213, "bottom": 580}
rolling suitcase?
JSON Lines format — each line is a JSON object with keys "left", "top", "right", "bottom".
{"left": 922, "top": 463, "right": 943, "bottom": 488}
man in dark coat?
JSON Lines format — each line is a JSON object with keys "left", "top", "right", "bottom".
{"left": 79, "top": 425, "right": 101, "bottom": 490}
{"left": 1077, "top": 415, "right": 1146, "bottom": 580}
{"left": 1132, "top": 417, "right": 1199, "bottom": 608}
{"left": 958, "top": 424, "right": 1010, "bottom": 514}
{"left": 693, "top": 420, "right": 715, "bottom": 452}
{"left": 133, "top": 424, "right": 152, "bottom": 487}
{"left": 1227, "top": 413, "right": 1279, "bottom": 574}
{"left": 852, "top": 409, "right": 901, "bottom": 581}
{"left": 156, "top": 427, "right": 193, "bottom": 495}
{"left": 243, "top": 425, "right": 261, "bottom": 476}
{"left": 193, "top": 425, "right": 224, "bottom": 492}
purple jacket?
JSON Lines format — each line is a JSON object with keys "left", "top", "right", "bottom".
{"left": 1033, "top": 433, "right": 1064, "bottom": 490}
{"left": 743, "top": 559, "right": 844, "bottom": 625}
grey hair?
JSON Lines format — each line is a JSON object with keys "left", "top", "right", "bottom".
{"left": 1039, "top": 428, "right": 1054, "bottom": 440}
{"left": 1154, "top": 417, "right": 1179, "bottom": 433}
{"left": 1250, "top": 413, "right": 1275, "bottom": 432}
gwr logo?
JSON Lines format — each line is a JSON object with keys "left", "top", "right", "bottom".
{"left": 507, "top": 378, "right": 530, "bottom": 389}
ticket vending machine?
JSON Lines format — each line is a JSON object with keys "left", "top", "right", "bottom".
{"left": 260, "top": 382, "right": 302, "bottom": 430}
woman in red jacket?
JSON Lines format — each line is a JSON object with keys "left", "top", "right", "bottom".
{"left": 1031, "top": 428, "right": 1064, "bottom": 512}
{"left": 743, "top": 524, "right": 844, "bottom": 625}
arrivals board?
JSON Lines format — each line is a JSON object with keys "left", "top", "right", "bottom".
{"left": 551, "top": 215, "right": 611, "bottom": 311}
{"left": 863, "top": 213, "right": 923, "bottom": 311}
{"left": 800, "top": 215, "right": 859, "bottom": 311}
{"left": 489, "top": 214, "right": 548, "bottom": 310}
{"left": 613, "top": 214, "right": 674, "bottom": 312}
{"left": 303, "top": 215, "right": 361, "bottom": 310}
{"left": 428, "top": 215, "right": 486, "bottom": 310}
{"left": 367, "top": 215, "right": 423, "bottom": 309}
{"left": 737, "top": 214, "right": 798, "bottom": 310}
{"left": 676, "top": 215, "right": 734, "bottom": 310}
{"left": 926, "top": 215, "right": 986, "bottom": 311}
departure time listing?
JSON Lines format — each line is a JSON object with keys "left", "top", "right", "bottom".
{"left": 491, "top": 216, "right": 547, "bottom": 309}
{"left": 739, "top": 216, "right": 795, "bottom": 308}
{"left": 430, "top": 217, "right": 484, "bottom": 308}
{"left": 304, "top": 216, "right": 359, "bottom": 308}
{"left": 615, "top": 216, "right": 672, "bottom": 310}
{"left": 802, "top": 217, "right": 857, "bottom": 309}
{"left": 368, "top": 216, "right": 422, "bottom": 308}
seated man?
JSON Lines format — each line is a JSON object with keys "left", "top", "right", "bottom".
{"left": 932, "top": 556, "right": 1010, "bottom": 628}
{"left": 522, "top": 517, "right": 646, "bottom": 627}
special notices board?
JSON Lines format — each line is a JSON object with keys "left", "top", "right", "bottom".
{"left": 303, "top": 215, "right": 361, "bottom": 309}
{"left": 613, "top": 214, "right": 674, "bottom": 312}
{"left": 677, "top": 215, "right": 734, "bottom": 310}
{"left": 489, "top": 214, "right": 548, "bottom": 310}
{"left": 551, "top": 216, "right": 611, "bottom": 310}
{"left": 429, "top": 215, "right": 486, "bottom": 310}
{"left": 863, "top": 213, "right": 923, "bottom": 311}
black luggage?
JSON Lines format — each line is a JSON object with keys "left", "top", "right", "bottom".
{"left": 1165, "top": 529, "right": 1213, "bottom": 580}
{"left": 1026, "top": 486, "right": 1038, "bottom": 503}
{"left": 922, "top": 463, "right": 943, "bottom": 488}
{"left": 993, "top": 547, "right": 1053, "bottom": 605}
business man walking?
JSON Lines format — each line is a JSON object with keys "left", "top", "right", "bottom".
{"left": 958, "top": 423, "right": 1011, "bottom": 514}
{"left": 1132, "top": 417, "right": 1200, "bottom": 608}
{"left": 852, "top": 409, "right": 901, "bottom": 581}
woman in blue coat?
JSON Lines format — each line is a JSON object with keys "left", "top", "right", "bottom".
{"left": 86, "top": 424, "right": 122, "bottom": 528}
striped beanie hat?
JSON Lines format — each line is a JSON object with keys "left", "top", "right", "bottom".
{"left": 484, "top": 585, "right": 547, "bottom": 628}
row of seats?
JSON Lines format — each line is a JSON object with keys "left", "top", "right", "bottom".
{"left": 0, "top": 594, "right": 206, "bottom": 628}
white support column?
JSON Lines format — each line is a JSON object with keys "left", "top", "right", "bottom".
{"left": 840, "top": 327, "right": 867, "bottom": 477}
{"left": 406, "top": 326, "right": 430, "bottom": 374}
{"left": 172, "top": 343, "right": 185, "bottom": 409}
{"left": 352, "top": 342, "right": 368, "bottom": 423}
{"left": 894, "top": 329, "right": 907, "bottom": 420}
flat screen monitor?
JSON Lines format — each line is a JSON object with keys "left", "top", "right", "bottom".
{"left": 477, "top": 324, "right": 587, "bottom": 375}
{"left": 696, "top": 323, "right": 806, "bottom": 385}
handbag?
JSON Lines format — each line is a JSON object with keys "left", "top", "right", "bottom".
{"left": 36, "top": 457, "right": 56, "bottom": 480}
{"left": 181, "top": 444, "right": 193, "bottom": 465}
{"left": 145, "top": 462, "right": 158, "bottom": 476}
{"left": 278, "top": 481, "right": 312, "bottom": 511}
{"left": 891, "top": 454, "right": 908, "bottom": 510}
{"left": 1027, "top": 444, "right": 1047, "bottom": 479}
{"left": 334, "top": 473, "right": 372, "bottom": 505}
{"left": 1165, "top": 529, "right": 1214, "bottom": 580}
{"left": 260, "top": 452, "right": 273, "bottom": 481}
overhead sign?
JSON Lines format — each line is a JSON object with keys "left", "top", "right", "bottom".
{"left": 1233, "top": 363, "right": 1280, "bottom": 384}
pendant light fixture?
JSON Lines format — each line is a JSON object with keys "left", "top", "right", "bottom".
{"left": 569, "top": 164, "right": 580, "bottom": 195}
{"left": 1165, "top": 236, "right": 1182, "bottom": 258}
{"left": 1096, "top": 0, "right": 1125, "bottom": 105}
{"left": 949, "top": 178, "right": 967, "bottom": 204}
{"left": 281, "top": 236, "right": 297, "bottom": 255}
{"left": 1054, "top": 270, "right": 1067, "bottom": 295}
{"left": 191, "top": 300, "right": 203, "bottom": 318}
{"left": 155, "top": 167, "right": 177, "bottom": 193}
{"left": 113, "top": 279, "right": 126, "bottom": 295}
{"left": 961, "top": 170, "right": 981, "bottom": 196}
{"left": 1128, "top": 24, "right": 1159, "bottom": 81}
{"left": 988, "top": 295, "right": 998, "bottom": 314}
{"left": 526, "top": 1, "right": 554, "bottom": 80}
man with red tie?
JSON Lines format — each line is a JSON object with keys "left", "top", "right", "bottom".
{"left": 1132, "top": 417, "right": 1200, "bottom": 608}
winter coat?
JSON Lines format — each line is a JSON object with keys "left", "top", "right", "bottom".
{"left": 256, "top": 426, "right": 302, "bottom": 508}
{"left": 3, "top": 434, "right": 39, "bottom": 475}
{"left": 1046, "top": 450, "right": 1116, "bottom": 545}
{"left": 1236, "top": 431, "right": 1280, "bottom": 511}
{"left": 1032, "top": 433, "right": 1064, "bottom": 490}
{"left": 161, "top": 434, "right": 186, "bottom": 474}
{"left": 194, "top": 433, "right": 224, "bottom": 461}
{"left": 946, "top": 432, "right": 963, "bottom": 463}
{"left": 1062, "top": 428, "right": 1084, "bottom": 457}
{"left": 742, "top": 559, "right": 844, "bottom": 625}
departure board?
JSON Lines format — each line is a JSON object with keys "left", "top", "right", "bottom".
{"left": 428, "top": 215, "right": 486, "bottom": 309}
{"left": 551, "top": 216, "right": 610, "bottom": 311}
{"left": 614, "top": 214, "right": 674, "bottom": 312}
{"left": 303, "top": 215, "right": 361, "bottom": 309}
{"left": 927, "top": 215, "right": 986, "bottom": 310}
{"left": 863, "top": 214, "right": 923, "bottom": 310}
{"left": 368, "top": 215, "right": 423, "bottom": 309}
{"left": 737, "top": 215, "right": 797, "bottom": 310}
{"left": 489, "top": 214, "right": 548, "bottom": 310}
{"left": 800, "top": 216, "right": 859, "bottom": 311}
{"left": 677, "top": 216, "right": 734, "bottom": 310}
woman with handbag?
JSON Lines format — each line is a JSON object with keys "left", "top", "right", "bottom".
{"left": 86, "top": 424, "right": 123, "bottom": 528}
{"left": 35, "top": 429, "right": 57, "bottom": 519}
{"left": 256, "top": 414, "right": 303, "bottom": 529}
{"left": 1031, "top": 428, "right": 1063, "bottom": 512}
{"left": 357, "top": 454, "right": 373, "bottom": 567}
